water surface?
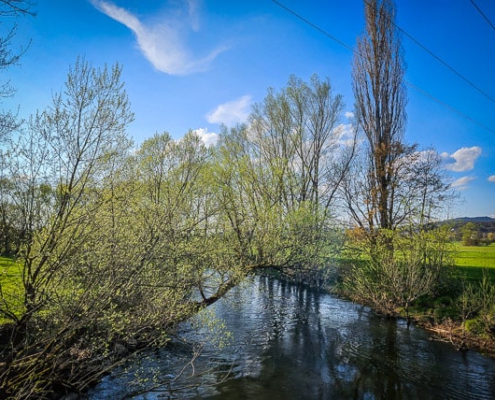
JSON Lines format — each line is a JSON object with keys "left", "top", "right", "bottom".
{"left": 89, "top": 276, "right": 495, "bottom": 399}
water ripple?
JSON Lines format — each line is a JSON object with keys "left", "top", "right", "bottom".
{"left": 89, "top": 276, "right": 495, "bottom": 399}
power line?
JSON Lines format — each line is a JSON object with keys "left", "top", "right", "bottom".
{"left": 405, "top": 81, "right": 495, "bottom": 134}
{"left": 367, "top": 0, "right": 495, "bottom": 107}
{"left": 470, "top": 0, "right": 495, "bottom": 34}
{"left": 272, "top": 0, "right": 353, "bottom": 52}
{"left": 271, "top": 0, "right": 495, "bottom": 134}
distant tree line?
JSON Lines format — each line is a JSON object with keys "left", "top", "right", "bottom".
{"left": 447, "top": 221, "right": 495, "bottom": 246}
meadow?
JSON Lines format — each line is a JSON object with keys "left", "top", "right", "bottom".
{"left": 452, "top": 242, "right": 495, "bottom": 282}
{"left": 0, "top": 257, "right": 23, "bottom": 324}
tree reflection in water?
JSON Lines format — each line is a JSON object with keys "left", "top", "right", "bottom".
{"left": 89, "top": 276, "right": 495, "bottom": 400}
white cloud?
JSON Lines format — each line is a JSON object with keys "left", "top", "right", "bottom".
{"left": 91, "top": 0, "right": 227, "bottom": 75}
{"left": 206, "top": 95, "right": 251, "bottom": 126}
{"left": 192, "top": 127, "right": 219, "bottom": 147}
{"left": 398, "top": 149, "right": 439, "bottom": 170}
{"left": 450, "top": 176, "right": 475, "bottom": 190}
{"left": 333, "top": 123, "right": 357, "bottom": 147}
{"left": 344, "top": 111, "right": 354, "bottom": 119}
{"left": 443, "top": 146, "right": 482, "bottom": 172}
{"left": 488, "top": 175, "right": 495, "bottom": 182}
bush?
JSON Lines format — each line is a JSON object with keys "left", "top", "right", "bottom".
{"left": 465, "top": 318, "right": 484, "bottom": 335}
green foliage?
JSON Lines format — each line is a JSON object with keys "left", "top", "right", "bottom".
{"left": 474, "top": 272, "right": 495, "bottom": 333}
{"left": 344, "top": 227, "right": 453, "bottom": 316}
{"left": 464, "top": 318, "right": 484, "bottom": 335}
{"left": 462, "top": 222, "right": 480, "bottom": 246}
{"left": 191, "top": 308, "right": 233, "bottom": 349}
{"left": 433, "top": 296, "right": 459, "bottom": 321}
{"left": 213, "top": 74, "right": 350, "bottom": 283}
{"left": 451, "top": 271, "right": 495, "bottom": 337}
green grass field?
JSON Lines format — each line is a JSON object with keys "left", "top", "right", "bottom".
{"left": 454, "top": 243, "right": 495, "bottom": 268}
{"left": 0, "top": 257, "right": 24, "bottom": 323}
{"left": 451, "top": 242, "right": 495, "bottom": 282}
{"left": 0, "top": 256, "right": 22, "bottom": 289}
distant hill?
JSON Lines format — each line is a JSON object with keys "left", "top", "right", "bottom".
{"left": 451, "top": 216, "right": 495, "bottom": 223}
{"left": 444, "top": 217, "right": 495, "bottom": 238}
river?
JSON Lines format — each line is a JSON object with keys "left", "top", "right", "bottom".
{"left": 89, "top": 276, "right": 495, "bottom": 399}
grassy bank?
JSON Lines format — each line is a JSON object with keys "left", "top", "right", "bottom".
{"left": 336, "top": 239, "right": 495, "bottom": 358}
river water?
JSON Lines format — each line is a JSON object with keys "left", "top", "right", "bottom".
{"left": 89, "top": 276, "right": 495, "bottom": 399}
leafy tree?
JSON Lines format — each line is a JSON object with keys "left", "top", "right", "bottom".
{"left": 462, "top": 222, "right": 479, "bottom": 246}
{"left": 0, "top": 57, "right": 134, "bottom": 397}
{"left": 131, "top": 130, "right": 235, "bottom": 309}
{"left": 213, "top": 75, "right": 351, "bottom": 283}
{"left": 17, "top": 57, "right": 133, "bottom": 319}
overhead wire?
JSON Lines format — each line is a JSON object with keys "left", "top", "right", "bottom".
{"left": 470, "top": 0, "right": 495, "bottom": 34}
{"left": 380, "top": 0, "right": 495, "bottom": 107}
{"left": 405, "top": 81, "right": 495, "bottom": 134}
{"left": 271, "top": 0, "right": 353, "bottom": 52}
{"left": 271, "top": 0, "right": 495, "bottom": 135}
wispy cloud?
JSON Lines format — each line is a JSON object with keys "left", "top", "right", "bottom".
{"left": 442, "top": 146, "right": 482, "bottom": 172}
{"left": 192, "top": 127, "right": 219, "bottom": 147}
{"left": 451, "top": 176, "right": 475, "bottom": 190}
{"left": 186, "top": 0, "right": 200, "bottom": 31}
{"left": 488, "top": 175, "right": 495, "bottom": 183}
{"left": 344, "top": 111, "right": 354, "bottom": 119}
{"left": 206, "top": 95, "right": 251, "bottom": 126}
{"left": 91, "top": 0, "right": 227, "bottom": 75}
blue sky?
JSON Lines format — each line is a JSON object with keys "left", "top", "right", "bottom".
{"left": 3, "top": 0, "right": 495, "bottom": 218}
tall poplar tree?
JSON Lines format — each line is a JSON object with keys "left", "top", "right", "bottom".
{"left": 344, "top": 0, "right": 455, "bottom": 316}
{"left": 352, "top": 0, "right": 407, "bottom": 231}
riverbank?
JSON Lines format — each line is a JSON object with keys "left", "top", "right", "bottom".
{"left": 332, "top": 238, "right": 495, "bottom": 361}
{"left": 334, "top": 283, "right": 495, "bottom": 360}
{"left": 421, "top": 318, "right": 495, "bottom": 358}
{"left": 2, "top": 250, "right": 495, "bottom": 397}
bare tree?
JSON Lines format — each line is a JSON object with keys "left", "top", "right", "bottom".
{"left": 0, "top": 0, "right": 34, "bottom": 136}
{"left": 352, "top": 0, "right": 407, "bottom": 231}
{"left": 0, "top": 1, "right": 32, "bottom": 16}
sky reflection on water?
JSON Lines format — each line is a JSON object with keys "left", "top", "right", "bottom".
{"left": 89, "top": 276, "right": 495, "bottom": 399}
